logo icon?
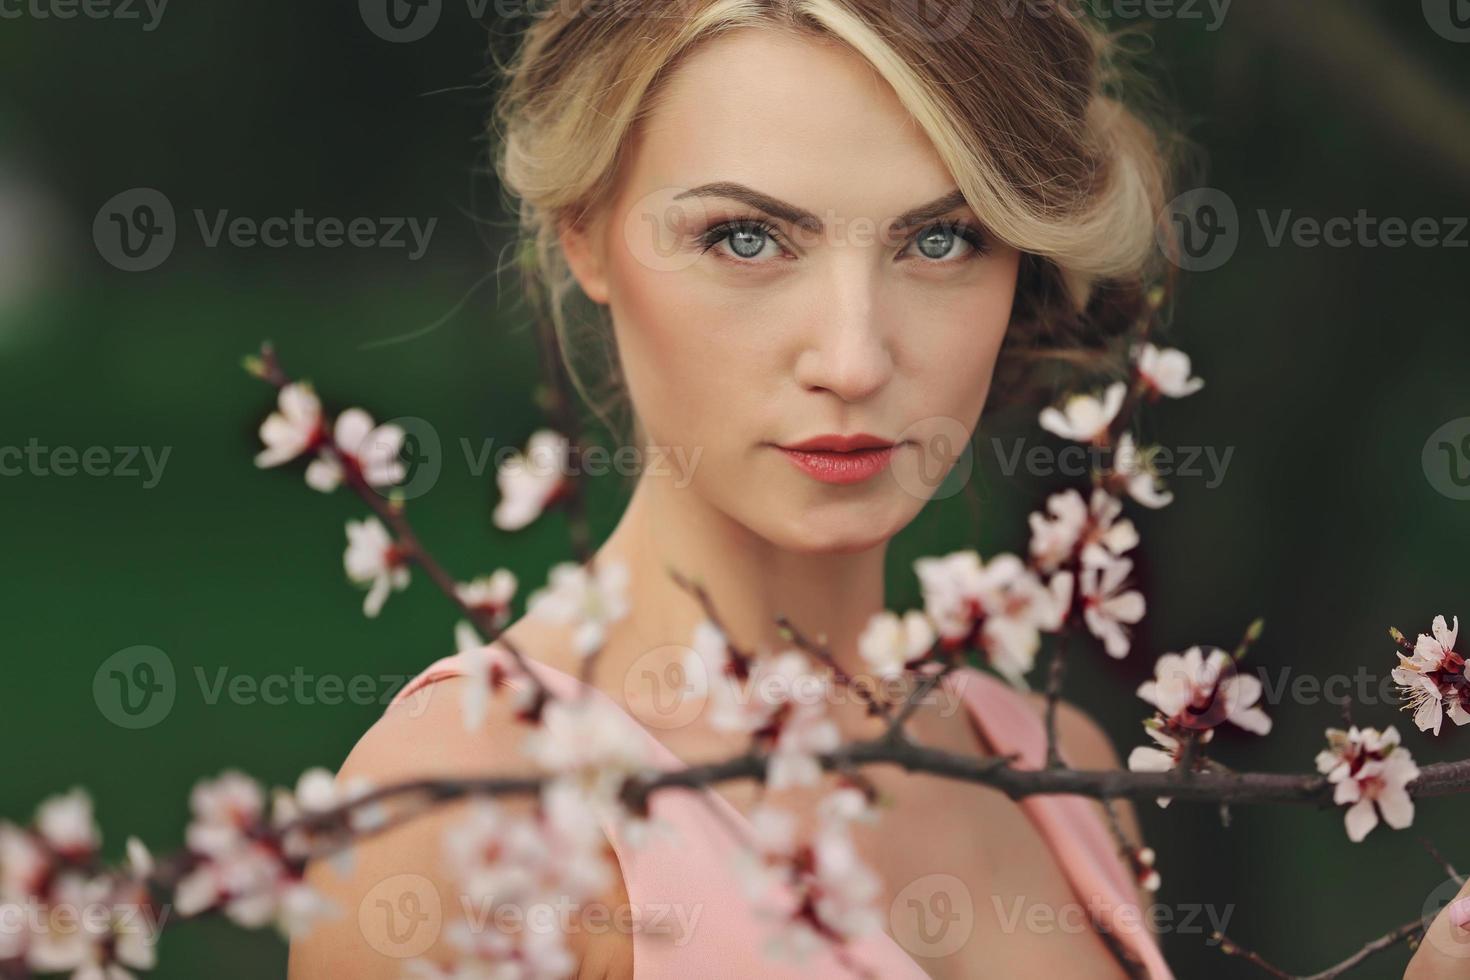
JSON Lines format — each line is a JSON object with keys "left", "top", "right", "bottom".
{"left": 1424, "top": 0, "right": 1470, "bottom": 41}
{"left": 359, "top": 873, "right": 442, "bottom": 958}
{"left": 890, "top": 873, "right": 973, "bottom": 957}
{"left": 623, "top": 644, "right": 708, "bottom": 730}
{"left": 94, "top": 645, "right": 176, "bottom": 729}
{"left": 360, "top": 0, "right": 442, "bottom": 43}
{"left": 894, "top": 0, "right": 974, "bottom": 42}
{"left": 891, "top": 415, "right": 975, "bottom": 502}
{"left": 1423, "top": 876, "right": 1470, "bottom": 958}
{"left": 381, "top": 416, "right": 443, "bottom": 500}
{"left": 1156, "top": 188, "right": 1239, "bottom": 272}
{"left": 1423, "top": 417, "right": 1470, "bottom": 500}
{"left": 94, "top": 188, "right": 176, "bottom": 272}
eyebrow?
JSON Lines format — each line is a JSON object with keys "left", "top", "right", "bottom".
{"left": 671, "top": 182, "right": 972, "bottom": 233}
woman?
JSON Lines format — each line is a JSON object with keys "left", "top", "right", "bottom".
{"left": 291, "top": 1, "right": 1179, "bottom": 976}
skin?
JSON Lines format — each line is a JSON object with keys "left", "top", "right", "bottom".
{"left": 290, "top": 27, "right": 1149, "bottom": 980}
{"left": 1407, "top": 878, "right": 1470, "bottom": 978}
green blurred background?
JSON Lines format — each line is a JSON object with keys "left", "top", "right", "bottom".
{"left": 2, "top": 2, "right": 1468, "bottom": 976}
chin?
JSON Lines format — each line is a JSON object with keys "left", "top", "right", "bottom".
{"left": 770, "top": 505, "right": 905, "bottom": 556}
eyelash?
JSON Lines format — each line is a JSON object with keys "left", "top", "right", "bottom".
{"left": 695, "top": 215, "right": 991, "bottom": 265}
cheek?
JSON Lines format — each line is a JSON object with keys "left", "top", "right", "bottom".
{"left": 904, "top": 257, "right": 1019, "bottom": 425}
{"left": 605, "top": 252, "right": 765, "bottom": 452}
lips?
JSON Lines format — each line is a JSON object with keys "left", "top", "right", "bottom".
{"left": 779, "top": 433, "right": 896, "bottom": 453}
{"left": 775, "top": 433, "right": 902, "bottom": 485}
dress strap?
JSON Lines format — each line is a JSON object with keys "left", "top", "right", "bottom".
{"left": 941, "top": 669, "right": 1175, "bottom": 980}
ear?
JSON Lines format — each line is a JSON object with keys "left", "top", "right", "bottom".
{"left": 557, "top": 212, "right": 611, "bottom": 306}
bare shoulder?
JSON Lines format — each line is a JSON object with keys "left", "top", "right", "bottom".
{"left": 1020, "top": 692, "right": 1124, "bottom": 771}
{"left": 287, "top": 662, "right": 633, "bottom": 979}
{"left": 1020, "top": 692, "right": 1147, "bottom": 859}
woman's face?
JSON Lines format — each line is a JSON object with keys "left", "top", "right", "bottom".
{"left": 561, "top": 27, "right": 1022, "bottom": 555}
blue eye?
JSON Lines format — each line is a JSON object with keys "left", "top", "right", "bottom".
{"left": 699, "top": 218, "right": 784, "bottom": 261}
{"left": 696, "top": 215, "right": 991, "bottom": 265}
{"left": 905, "top": 221, "right": 990, "bottom": 262}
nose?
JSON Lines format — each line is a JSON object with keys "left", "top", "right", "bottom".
{"left": 793, "top": 271, "right": 895, "bottom": 403}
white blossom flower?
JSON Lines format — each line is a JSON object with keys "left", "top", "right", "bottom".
{"left": 684, "top": 618, "right": 732, "bottom": 680}
{"left": 1391, "top": 614, "right": 1468, "bottom": 736}
{"left": 1133, "top": 343, "right": 1204, "bottom": 399}
{"left": 737, "top": 790, "right": 884, "bottom": 964}
{"left": 521, "top": 697, "right": 648, "bottom": 796}
{"left": 1315, "top": 726, "right": 1420, "bottom": 842}
{"left": 1136, "top": 646, "right": 1272, "bottom": 735}
{"left": 856, "top": 609, "right": 935, "bottom": 679}
{"left": 914, "top": 550, "right": 1070, "bottom": 687}
{"left": 24, "top": 872, "right": 157, "bottom": 980}
{"left": 34, "top": 787, "right": 99, "bottom": 860}
{"left": 1028, "top": 488, "right": 1139, "bottom": 573}
{"left": 0, "top": 821, "right": 50, "bottom": 898}
{"left": 455, "top": 569, "right": 518, "bottom": 632}
{"left": 1038, "top": 381, "right": 1127, "bottom": 444}
{"left": 254, "top": 382, "right": 323, "bottom": 468}
{"left": 185, "top": 771, "right": 265, "bottom": 858}
{"left": 178, "top": 772, "right": 338, "bottom": 937}
{"left": 343, "top": 517, "right": 410, "bottom": 618}
{"left": 1114, "top": 433, "right": 1174, "bottom": 509}
{"left": 1125, "top": 721, "right": 1214, "bottom": 808}
{"left": 493, "top": 430, "right": 570, "bottom": 531}
{"left": 526, "top": 560, "right": 629, "bottom": 658}
{"left": 1079, "top": 554, "right": 1145, "bottom": 658}
{"left": 304, "top": 407, "right": 407, "bottom": 493}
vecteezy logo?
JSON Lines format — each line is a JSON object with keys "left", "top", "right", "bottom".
{"left": 1423, "top": 417, "right": 1470, "bottom": 500}
{"left": 380, "top": 416, "right": 442, "bottom": 501}
{"left": 1424, "top": 0, "right": 1470, "bottom": 41}
{"left": 894, "top": 0, "right": 973, "bottom": 42}
{"left": 623, "top": 644, "right": 708, "bottom": 730}
{"left": 1422, "top": 876, "right": 1470, "bottom": 958}
{"left": 1156, "top": 188, "right": 1239, "bottom": 272}
{"left": 890, "top": 415, "right": 974, "bottom": 502}
{"left": 93, "top": 645, "right": 176, "bottom": 729}
{"left": 93, "top": 188, "right": 176, "bottom": 272}
{"left": 359, "top": 874, "right": 442, "bottom": 958}
{"left": 359, "top": 0, "right": 442, "bottom": 43}
{"left": 889, "top": 874, "right": 973, "bottom": 957}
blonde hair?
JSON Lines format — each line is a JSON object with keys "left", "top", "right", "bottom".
{"left": 492, "top": 0, "right": 1179, "bottom": 435}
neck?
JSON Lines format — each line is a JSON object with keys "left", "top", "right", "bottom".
{"left": 593, "top": 471, "right": 889, "bottom": 681}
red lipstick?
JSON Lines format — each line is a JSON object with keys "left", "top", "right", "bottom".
{"left": 776, "top": 433, "right": 900, "bottom": 485}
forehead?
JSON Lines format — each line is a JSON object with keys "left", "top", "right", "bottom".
{"left": 622, "top": 26, "right": 959, "bottom": 219}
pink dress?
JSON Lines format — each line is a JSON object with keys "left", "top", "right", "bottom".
{"left": 390, "top": 648, "right": 1173, "bottom": 979}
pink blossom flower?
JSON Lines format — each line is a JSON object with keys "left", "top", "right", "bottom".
{"left": 1136, "top": 646, "right": 1272, "bottom": 735}
{"left": 343, "top": 517, "right": 410, "bottom": 618}
{"left": 304, "top": 407, "right": 407, "bottom": 493}
{"left": 1039, "top": 381, "right": 1127, "bottom": 444}
{"left": 254, "top": 382, "right": 323, "bottom": 469}
{"left": 493, "top": 430, "right": 570, "bottom": 531}
{"left": 1391, "top": 614, "right": 1468, "bottom": 736}
{"left": 1079, "top": 554, "right": 1145, "bottom": 659}
{"left": 1315, "top": 726, "right": 1420, "bottom": 842}
{"left": 1133, "top": 343, "right": 1205, "bottom": 399}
